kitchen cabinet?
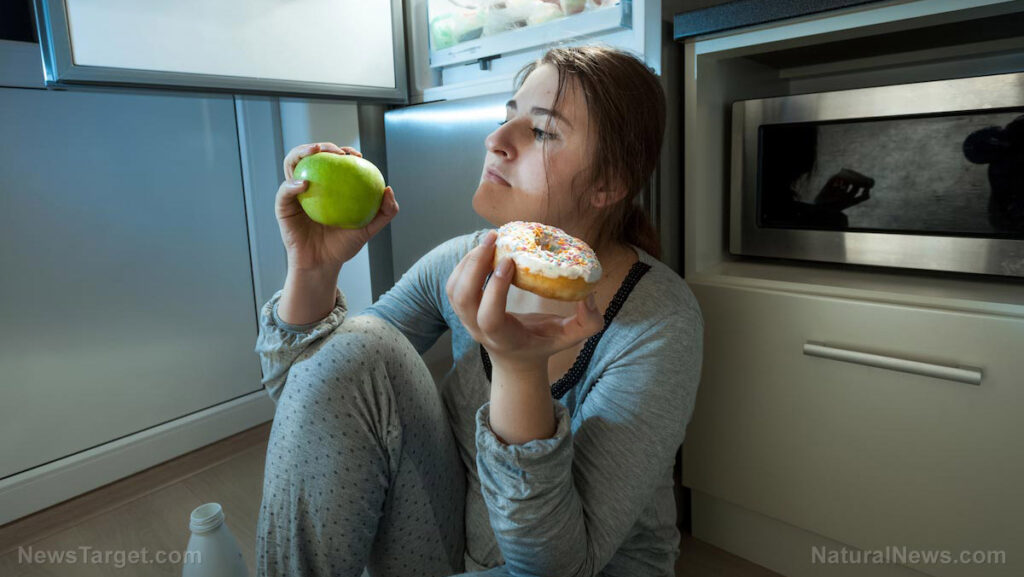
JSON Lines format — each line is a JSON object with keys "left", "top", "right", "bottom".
{"left": 676, "top": 1, "right": 1024, "bottom": 576}
{"left": 684, "top": 283, "right": 1024, "bottom": 576}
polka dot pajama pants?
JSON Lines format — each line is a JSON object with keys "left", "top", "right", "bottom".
{"left": 256, "top": 314, "right": 485, "bottom": 577}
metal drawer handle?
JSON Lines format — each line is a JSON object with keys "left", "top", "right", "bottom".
{"left": 803, "top": 342, "right": 982, "bottom": 385}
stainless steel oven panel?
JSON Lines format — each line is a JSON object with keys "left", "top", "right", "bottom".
{"left": 731, "top": 72, "right": 1024, "bottom": 278}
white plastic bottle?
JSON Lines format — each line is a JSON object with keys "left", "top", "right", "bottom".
{"left": 182, "top": 502, "right": 250, "bottom": 577}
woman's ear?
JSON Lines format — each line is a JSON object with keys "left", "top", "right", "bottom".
{"left": 589, "top": 188, "right": 629, "bottom": 208}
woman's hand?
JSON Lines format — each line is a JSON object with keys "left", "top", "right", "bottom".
{"left": 446, "top": 230, "right": 605, "bottom": 373}
{"left": 814, "top": 170, "right": 872, "bottom": 212}
{"left": 276, "top": 142, "right": 398, "bottom": 275}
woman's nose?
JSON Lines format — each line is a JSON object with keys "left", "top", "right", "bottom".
{"left": 485, "top": 124, "right": 515, "bottom": 161}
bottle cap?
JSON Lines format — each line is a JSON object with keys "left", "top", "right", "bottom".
{"left": 189, "top": 503, "right": 225, "bottom": 534}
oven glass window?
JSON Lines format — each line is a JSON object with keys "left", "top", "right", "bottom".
{"left": 757, "top": 109, "right": 1024, "bottom": 237}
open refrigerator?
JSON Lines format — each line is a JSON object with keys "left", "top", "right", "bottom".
{"left": 427, "top": 0, "right": 628, "bottom": 67}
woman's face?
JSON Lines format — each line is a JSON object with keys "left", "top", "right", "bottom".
{"left": 473, "top": 63, "right": 596, "bottom": 235}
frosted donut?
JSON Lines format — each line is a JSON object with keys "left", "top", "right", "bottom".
{"left": 493, "top": 221, "right": 603, "bottom": 301}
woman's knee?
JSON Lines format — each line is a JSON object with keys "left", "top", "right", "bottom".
{"left": 321, "top": 315, "right": 437, "bottom": 404}
{"left": 281, "top": 315, "right": 411, "bottom": 403}
{"left": 269, "top": 315, "right": 431, "bottom": 465}
{"left": 338, "top": 315, "right": 429, "bottom": 373}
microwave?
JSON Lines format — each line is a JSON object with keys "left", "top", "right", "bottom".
{"left": 730, "top": 71, "right": 1024, "bottom": 278}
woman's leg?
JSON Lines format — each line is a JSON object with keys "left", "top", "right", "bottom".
{"left": 256, "top": 314, "right": 466, "bottom": 577}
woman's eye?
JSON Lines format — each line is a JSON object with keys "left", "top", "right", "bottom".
{"left": 532, "top": 128, "right": 556, "bottom": 141}
{"left": 497, "top": 119, "right": 555, "bottom": 141}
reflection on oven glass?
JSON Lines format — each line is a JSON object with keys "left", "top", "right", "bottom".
{"left": 759, "top": 110, "right": 1024, "bottom": 237}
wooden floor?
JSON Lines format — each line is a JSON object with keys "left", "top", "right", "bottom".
{"left": 0, "top": 423, "right": 782, "bottom": 577}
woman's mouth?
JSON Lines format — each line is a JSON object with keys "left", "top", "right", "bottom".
{"left": 484, "top": 167, "right": 511, "bottom": 186}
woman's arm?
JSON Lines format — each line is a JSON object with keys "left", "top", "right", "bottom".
{"left": 360, "top": 230, "right": 487, "bottom": 354}
{"left": 444, "top": 230, "right": 603, "bottom": 445}
{"left": 473, "top": 313, "right": 704, "bottom": 577}
{"left": 255, "top": 280, "right": 348, "bottom": 405}
{"left": 277, "top": 265, "right": 342, "bottom": 326}
{"left": 488, "top": 361, "right": 555, "bottom": 445}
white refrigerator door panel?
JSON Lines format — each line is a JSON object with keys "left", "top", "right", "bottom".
{"left": 0, "top": 87, "right": 261, "bottom": 479}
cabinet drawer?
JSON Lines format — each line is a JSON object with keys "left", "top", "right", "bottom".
{"left": 682, "top": 283, "right": 1024, "bottom": 577}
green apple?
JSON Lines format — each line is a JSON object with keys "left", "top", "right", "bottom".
{"left": 294, "top": 152, "right": 386, "bottom": 229}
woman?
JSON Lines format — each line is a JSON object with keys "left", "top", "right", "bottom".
{"left": 255, "top": 45, "right": 704, "bottom": 577}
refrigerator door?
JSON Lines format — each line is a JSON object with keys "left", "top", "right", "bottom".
{"left": 382, "top": 92, "right": 508, "bottom": 379}
{"left": 0, "top": 86, "right": 261, "bottom": 480}
{"left": 384, "top": 93, "right": 508, "bottom": 277}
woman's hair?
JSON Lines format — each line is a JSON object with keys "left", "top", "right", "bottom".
{"left": 514, "top": 44, "right": 665, "bottom": 259}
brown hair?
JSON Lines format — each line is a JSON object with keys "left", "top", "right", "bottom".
{"left": 515, "top": 44, "right": 665, "bottom": 259}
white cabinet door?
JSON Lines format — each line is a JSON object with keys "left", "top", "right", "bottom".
{"left": 683, "top": 282, "right": 1024, "bottom": 577}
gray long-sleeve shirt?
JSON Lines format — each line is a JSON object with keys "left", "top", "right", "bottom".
{"left": 255, "top": 229, "right": 704, "bottom": 576}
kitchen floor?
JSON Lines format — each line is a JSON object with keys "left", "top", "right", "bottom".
{"left": 0, "top": 424, "right": 781, "bottom": 577}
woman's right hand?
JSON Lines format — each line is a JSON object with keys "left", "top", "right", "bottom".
{"left": 275, "top": 142, "right": 399, "bottom": 275}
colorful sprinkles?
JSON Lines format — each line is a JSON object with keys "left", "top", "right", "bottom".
{"left": 496, "top": 221, "right": 601, "bottom": 281}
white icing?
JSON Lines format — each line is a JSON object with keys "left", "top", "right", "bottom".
{"left": 495, "top": 223, "right": 603, "bottom": 283}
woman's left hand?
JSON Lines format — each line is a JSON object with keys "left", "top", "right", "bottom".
{"left": 446, "top": 230, "right": 605, "bottom": 372}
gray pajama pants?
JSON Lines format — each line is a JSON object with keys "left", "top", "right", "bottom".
{"left": 255, "top": 314, "right": 502, "bottom": 577}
